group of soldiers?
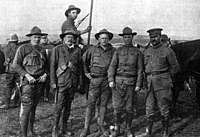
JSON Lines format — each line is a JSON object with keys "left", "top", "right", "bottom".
{"left": 0, "top": 4, "right": 179, "bottom": 137}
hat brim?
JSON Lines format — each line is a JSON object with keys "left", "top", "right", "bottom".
{"left": 118, "top": 32, "right": 137, "bottom": 36}
{"left": 26, "top": 33, "right": 47, "bottom": 37}
{"left": 8, "top": 40, "right": 18, "bottom": 42}
{"left": 95, "top": 32, "right": 113, "bottom": 40}
{"left": 60, "top": 32, "right": 78, "bottom": 39}
{"left": 65, "top": 8, "right": 81, "bottom": 17}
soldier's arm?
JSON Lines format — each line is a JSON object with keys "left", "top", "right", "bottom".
{"left": 108, "top": 50, "right": 118, "bottom": 83}
{"left": 136, "top": 51, "right": 144, "bottom": 88}
{"left": 167, "top": 48, "right": 180, "bottom": 77}
{"left": 50, "top": 47, "right": 58, "bottom": 86}
{"left": 82, "top": 47, "right": 93, "bottom": 74}
{"left": 12, "top": 46, "right": 28, "bottom": 76}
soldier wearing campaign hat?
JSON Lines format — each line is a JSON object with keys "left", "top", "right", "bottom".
{"left": 13, "top": 26, "right": 48, "bottom": 137}
{"left": 61, "top": 5, "right": 91, "bottom": 46}
{"left": 51, "top": 28, "right": 82, "bottom": 137}
{"left": 142, "top": 28, "right": 179, "bottom": 137}
{"left": 80, "top": 29, "right": 115, "bottom": 137}
{"left": 108, "top": 27, "right": 143, "bottom": 137}
{"left": 3, "top": 34, "right": 20, "bottom": 109}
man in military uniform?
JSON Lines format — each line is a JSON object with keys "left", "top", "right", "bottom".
{"left": 40, "top": 34, "right": 54, "bottom": 102}
{"left": 108, "top": 27, "right": 143, "bottom": 137}
{"left": 80, "top": 29, "right": 115, "bottom": 137}
{"left": 161, "top": 34, "right": 171, "bottom": 47}
{"left": 13, "top": 26, "right": 48, "bottom": 137}
{"left": 51, "top": 29, "right": 82, "bottom": 137}
{"left": 61, "top": 5, "right": 91, "bottom": 46}
{"left": 3, "top": 34, "right": 20, "bottom": 109}
{"left": 143, "top": 28, "right": 179, "bottom": 137}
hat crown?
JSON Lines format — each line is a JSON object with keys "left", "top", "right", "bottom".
{"left": 68, "top": 5, "right": 76, "bottom": 9}
{"left": 99, "top": 29, "right": 109, "bottom": 34}
{"left": 122, "top": 27, "right": 133, "bottom": 34}
{"left": 30, "top": 26, "right": 42, "bottom": 35}
{"left": 63, "top": 28, "right": 77, "bottom": 35}
{"left": 9, "top": 34, "right": 18, "bottom": 42}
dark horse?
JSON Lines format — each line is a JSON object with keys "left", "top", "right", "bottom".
{"left": 170, "top": 39, "right": 200, "bottom": 115}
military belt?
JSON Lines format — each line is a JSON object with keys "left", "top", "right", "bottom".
{"left": 91, "top": 73, "right": 107, "bottom": 78}
{"left": 116, "top": 73, "right": 137, "bottom": 78}
{"left": 146, "top": 70, "right": 168, "bottom": 76}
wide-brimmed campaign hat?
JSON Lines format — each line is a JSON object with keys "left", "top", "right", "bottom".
{"left": 65, "top": 5, "right": 81, "bottom": 17}
{"left": 8, "top": 34, "right": 19, "bottom": 43}
{"left": 60, "top": 28, "right": 78, "bottom": 39}
{"left": 95, "top": 29, "right": 113, "bottom": 40}
{"left": 119, "top": 27, "right": 137, "bottom": 36}
{"left": 26, "top": 26, "right": 47, "bottom": 37}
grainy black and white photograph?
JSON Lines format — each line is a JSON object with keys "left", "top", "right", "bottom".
{"left": 0, "top": 0, "right": 200, "bottom": 137}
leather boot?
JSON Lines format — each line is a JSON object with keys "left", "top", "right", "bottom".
{"left": 20, "top": 115, "right": 28, "bottom": 137}
{"left": 80, "top": 107, "right": 93, "bottom": 137}
{"left": 111, "top": 113, "right": 121, "bottom": 137}
{"left": 61, "top": 111, "right": 73, "bottom": 136}
{"left": 126, "top": 113, "right": 135, "bottom": 137}
{"left": 143, "top": 117, "right": 153, "bottom": 137}
{"left": 28, "top": 110, "right": 40, "bottom": 137}
{"left": 162, "top": 116, "right": 169, "bottom": 137}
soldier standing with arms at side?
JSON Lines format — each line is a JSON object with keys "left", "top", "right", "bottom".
{"left": 142, "top": 28, "right": 179, "bottom": 137}
{"left": 40, "top": 34, "right": 54, "bottom": 102}
{"left": 108, "top": 27, "right": 143, "bottom": 137}
{"left": 3, "top": 34, "right": 20, "bottom": 109}
{"left": 51, "top": 29, "right": 82, "bottom": 137}
{"left": 13, "top": 26, "right": 48, "bottom": 137}
{"left": 80, "top": 29, "right": 115, "bottom": 137}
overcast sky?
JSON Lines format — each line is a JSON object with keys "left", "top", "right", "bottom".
{"left": 0, "top": 0, "right": 200, "bottom": 43}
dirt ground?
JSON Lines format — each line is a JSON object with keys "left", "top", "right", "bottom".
{"left": 1, "top": 87, "right": 200, "bottom": 137}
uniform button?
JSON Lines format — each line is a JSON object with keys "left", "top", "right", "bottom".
{"left": 151, "top": 62, "right": 152, "bottom": 63}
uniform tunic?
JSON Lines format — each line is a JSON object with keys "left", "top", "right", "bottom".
{"left": 143, "top": 43, "right": 179, "bottom": 117}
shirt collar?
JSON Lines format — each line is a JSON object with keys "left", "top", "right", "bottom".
{"left": 67, "top": 16, "right": 75, "bottom": 25}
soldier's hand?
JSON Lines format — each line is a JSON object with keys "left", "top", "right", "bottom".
{"left": 86, "top": 26, "right": 92, "bottom": 32}
{"left": 51, "top": 84, "right": 57, "bottom": 90}
{"left": 38, "top": 73, "right": 47, "bottom": 82}
{"left": 135, "top": 86, "right": 141, "bottom": 92}
{"left": 25, "top": 74, "right": 36, "bottom": 84}
{"left": 85, "top": 73, "right": 92, "bottom": 80}
{"left": 68, "top": 61, "right": 73, "bottom": 68}
{"left": 109, "top": 82, "right": 115, "bottom": 88}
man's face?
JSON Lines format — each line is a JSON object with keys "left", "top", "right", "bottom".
{"left": 40, "top": 35, "right": 48, "bottom": 44}
{"left": 30, "top": 35, "right": 41, "bottom": 46}
{"left": 68, "top": 10, "right": 78, "bottom": 20}
{"left": 63, "top": 34, "right": 75, "bottom": 46}
{"left": 150, "top": 35, "right": 161, "bottom": 46}
{"left": 123, "top": 35, "right": 133, "bottom": 45}
{"left": 98, "top": 34, "right": 109, "bottom": 47}
{"left": 9, "top": 42, "right": 17, "bottom": 47}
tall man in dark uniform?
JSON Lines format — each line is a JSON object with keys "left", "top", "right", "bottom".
{"left": 61, "top": 5, "right": 91, "bottom": 46}
{"left": 143, "top": 28, "right": 179, "bottom": 137}
{"left": 40, "top": 34, "right": 54, "bottom": 102}
{"left": 3, "top": 34, "right": 20, "bottom": 109}
{"left": 51, "top": 29, "right": 82, "bottom": 137}
{"left": 108, "top": 27, "right": 143, "bottom": 137}
{"left": 80, "top": 29, "right": 115, "bottom": 137}
{"left": 13, "top": 26, "right": 48, "bottom": 137}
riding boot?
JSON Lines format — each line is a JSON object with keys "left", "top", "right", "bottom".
{"left": 143, "top": 117, "right": 153, "bottom": 137}
{"left": 20, "top": 115, "right": 28, "bottom": 137}
{"left": 28, "top": 110, "right": 40, "bottom": 137}
{"left": 80, "top": 107, "right": 93, "bottom": 137}
{"left": 125, "top": 113, "right": 135, "bottom": 137}
{"left": 162, "top": 117, "right": 169, "bottom": 137}
{"left": 111, "top": 113, "right": 121, "bottom": 137}
{"left": 52, "top": 112, "right": 59, "bottom": 137}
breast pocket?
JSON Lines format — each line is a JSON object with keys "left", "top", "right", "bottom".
{"left": 128, "top": 52, "right": 137, "bottom": 65}
{"left": 92, "top": 53, "right": 101, "bottom": 64}
{"left": 119, "top": 52, "right": 128, "bottom": 63}
{"left": 157, "top": 54, "right": 166, "bottom": 67}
